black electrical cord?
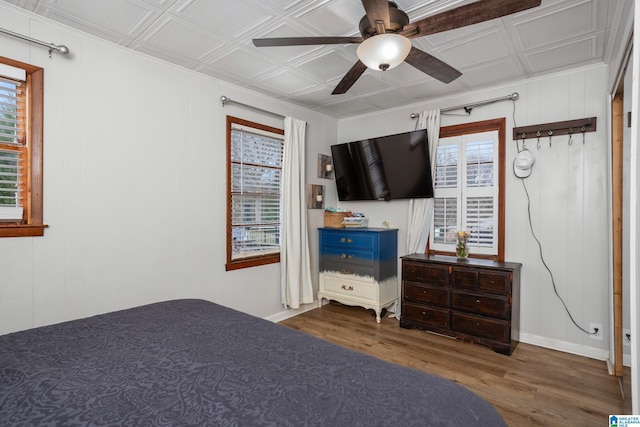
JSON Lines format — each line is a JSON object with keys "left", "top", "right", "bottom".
{"left": 519, "top": 177, "right": 593, "bottom": 335}
{"left": 511, "top": 99, "right": 595, "bottom": 336}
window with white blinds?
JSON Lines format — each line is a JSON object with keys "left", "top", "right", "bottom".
{"left": 227, "top": 117, "right": 284, "bottom": 268}
{"left": 0, "top": 70, "right": 26, "bottom": 222}
{"left": 431, "top": 130, "right": 499, "bottom": 255}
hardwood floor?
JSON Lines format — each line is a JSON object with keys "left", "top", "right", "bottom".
{"left": 280, "top": 302, "right": 630, "bottom": 426}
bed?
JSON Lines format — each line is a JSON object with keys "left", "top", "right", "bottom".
{"left": 0, "top": 299, "right": 506, "bottom": 426}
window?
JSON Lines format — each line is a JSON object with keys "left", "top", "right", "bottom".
{"left": 429, "top": 118, "right": 505, "bottom": 261}
{"left": 0, "top": 56, "right": 45, "bottom": 238}
{"left": 226, "top": 116, "right": 283, "bottom": 271}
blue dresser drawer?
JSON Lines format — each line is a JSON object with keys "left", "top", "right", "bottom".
{"left": 321, "top": 261, "right": 375, "bottom": 278}
{"left": 320, "top": 230, "right": 375, "bottom": 250}
{"left": 321, "top": 247, "right": 375, "bottom": 266}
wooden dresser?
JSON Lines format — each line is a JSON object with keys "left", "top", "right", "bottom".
{"left": 400, "top": 253, "right": 521, "bottom": 355}
{"left": 318, "top": 227, "right": 398, "bottom": 323}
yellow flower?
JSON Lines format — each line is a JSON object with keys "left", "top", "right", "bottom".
{"left": 456, "top": 230, "right": 470, "bottom": 240}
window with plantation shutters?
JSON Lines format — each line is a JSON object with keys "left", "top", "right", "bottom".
{"left": 0, "top": 57, "right": 45, "bottom": 238}
{"left": 226, "top": 116, "right": 284, "bottom": 270}
{"left": 430, "top": 119, "right": 506, "bottom": 260}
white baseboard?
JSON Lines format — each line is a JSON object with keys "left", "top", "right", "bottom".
{"left": 264, "top": 301, "right": 319, "bottom": 323}
{"left": 520, "top": 332, "right": 610, "bottom": 361}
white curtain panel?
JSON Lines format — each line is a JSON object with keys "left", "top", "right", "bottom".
{"left": 280, "top": 117, "right": 314, "bottom": 309}
{"left": 406, "top": 110, "right": 441, "bottom": 254}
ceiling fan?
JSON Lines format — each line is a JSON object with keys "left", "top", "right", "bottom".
{"left": 253, "top": 0, "right": 541, "bottom": 94}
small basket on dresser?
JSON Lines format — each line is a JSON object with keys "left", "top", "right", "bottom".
{"left": 323, "top": 211, "right": 349, "bottom": 228}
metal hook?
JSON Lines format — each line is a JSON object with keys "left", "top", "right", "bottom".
{"left": 568, "top": 127, "right": 573, "bottom": 146}
{"left": 581, "top": 125, "right": 586, "bottom": 144}
{"left": 548, "top": 130, "right": 553, "bottom": 147}
{"left": 536, "top": 130, "right": 541, "bottom": 149}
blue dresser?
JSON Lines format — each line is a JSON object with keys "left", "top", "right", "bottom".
{"left": 318, "top": 227, "right": 398, "bottom": 322}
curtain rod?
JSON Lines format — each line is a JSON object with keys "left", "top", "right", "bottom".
{"left": 0, "top": 27, "right": 69, "bottom": 56}
{"left": 410, "top": 92, "right": 519, "bottom": 118}
{"left": 220, "top": 96, "right": 285, "bottom": 120}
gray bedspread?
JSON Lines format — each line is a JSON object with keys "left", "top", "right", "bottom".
{"left": 0, "top": 299, "right": 506, "bottom": 426}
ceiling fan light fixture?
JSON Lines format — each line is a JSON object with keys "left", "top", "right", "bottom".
{"left": 357, "top": 33, "right": 411, "bottom": 71}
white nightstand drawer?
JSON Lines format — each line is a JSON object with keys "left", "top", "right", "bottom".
{"left": 320, "top": 273, "right": 376, "bottom": 301}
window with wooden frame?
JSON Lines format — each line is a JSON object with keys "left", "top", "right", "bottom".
{"left": 226, "top": 116, "right": 284, "bottom": 271}
{"left": 429, "top": 118, "right": 506, "bottom": 261}
{"left": 0, "top": 56, "right": 45, "bottom": 238}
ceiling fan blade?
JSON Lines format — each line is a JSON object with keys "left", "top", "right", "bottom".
{"left": 332, "top": 61, "right": 368, "bottom": 95}
{"left": 253, "top": 36, "right": 363, "bottom": 47}
{"left": 361, "top": 0, "right": 390, "bottom": 31}
{"left": 406, "top": 0, "right": 541, "bottom": 38}
{"left": 404, "top": 47, "right": 462, "bottom": 84}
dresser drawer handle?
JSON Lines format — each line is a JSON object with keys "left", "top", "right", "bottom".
{"left": 422, "top": 311, "right": 427, "bottom": 315}
{"left": 341, "top": 269, "right": 354, "bottom": 275}
{"left": 476, "top": 322, "right": 481, "bottom": 327}
{"left": 423, "top": 290, "right": 428, "bottom": 294}
{"left": 341, "top": 285, "right": 354, "bottom": 291}
{"left": 339, "top": 237, "right": 353, "bottom": 243}
{"left": 476, "top": 299, "right": 481, "bottom": 303}
{"left": 341, "top": 253, "right": 354, "bottom": 259}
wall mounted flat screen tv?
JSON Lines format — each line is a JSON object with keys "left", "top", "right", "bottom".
{"left": 331, "top": 129, "right": 434, "bottom": 201}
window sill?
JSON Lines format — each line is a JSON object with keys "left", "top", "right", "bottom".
{"left": 226, "top": 253, "right": 280, "bottom": 271}
{"left": 0, "top": 224, "right": 48, "bottom": 238}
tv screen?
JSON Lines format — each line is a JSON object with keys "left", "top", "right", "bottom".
{"left": 331, "top": 129, "right": 434, "bottom": 201}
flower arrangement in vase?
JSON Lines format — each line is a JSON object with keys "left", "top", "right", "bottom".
{"left": 456, "top": 230, "right": 470, "bottom": 259}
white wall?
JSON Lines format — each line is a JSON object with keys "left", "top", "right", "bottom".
{"left": 0, "top": 3, "right": 336, "bottom": 335}
{"left": 337, "top": 64, "right": 611, "bottom": 359}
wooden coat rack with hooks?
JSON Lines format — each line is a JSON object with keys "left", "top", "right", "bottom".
{"left": 512, "top": 117, "right": 597, "bottom": 143}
